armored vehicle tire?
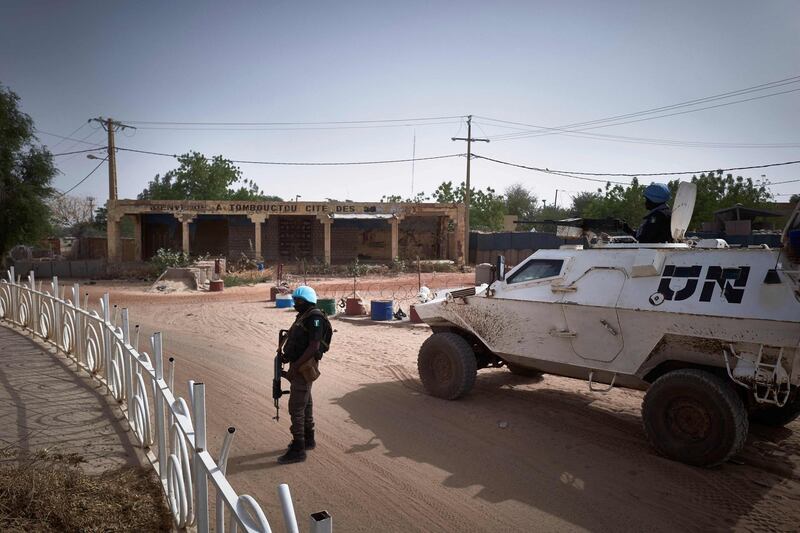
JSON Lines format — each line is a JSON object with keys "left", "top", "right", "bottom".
{"left": 642, "top": 369, "right": 748, "bottom": 467}
{"left": 506, "top": 363, "right": 543, "bottom": 378}
{"left": 749, "top": 396, "right": 800, "bottom": 427}
{"left": 418, "top": 332, "right": 477, "bottom": 400}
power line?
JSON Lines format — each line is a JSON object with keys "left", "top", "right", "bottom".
{"left": 483, "top": 87, "right": 800, "bottom": 142}
{"left": 35, "top": 129, "right": 106, "bottom": 147}
{"left": 122, "top": 115, "right": 465, "bottom": 126}
{"left": 51, "top": 147, "right": 107, "bottom": 157}
{"left": 767, "top": 178, "right": 800, "bottom": 186}
{"left": 114, "top": 146, "right": 466, "bottom": 166}
{"left": 497, "top": 74, "right": 800, "bottom": 134}
{"left": 475, "top": 117, "right": 800, "bottom": 149}
{"left": 58, "top": 157, "right": 107, "bottom": 196}
{"left": 481, "top": 74, "right": 800, "bottom": 139}
{"left": 56, "top": 127, "right": 108, "bottom": 163}
{"left": 46, "top": 122, "right": 88, "bottom": 150}
{"left": 471, "top": 155, "right": 630, "bottom": 185}
{"left": 473, "top": 153, "right": 800, "bottom": 181}
{"left": 131, "top": 120, "right": 463, "bottom": 132}
{"left": 477, "top": 74, "right": 800, "bottom": 142}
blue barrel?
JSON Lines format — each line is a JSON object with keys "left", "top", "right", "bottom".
{"left": 370, "top": 300, "right": 394, "bottom": 321}
{"left": 276, "top": 295, "right": 294, "bottom": 309}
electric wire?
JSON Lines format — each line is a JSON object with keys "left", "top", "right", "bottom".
{"left": 479, "top": 74, "right": 800, "bottom": 141}
{"left": 114, "top": 146, "right": 465, "bottom": 165}
{"left": 473, "top": 153, "right": 800, "bottom": 181}
{"left": 766, "top": 178, "right": 800, "bottom": 186}
{"left": 121, "top": 115, "right": 465, "bottom": 126}
{"left": 130, "top": 119, "right": 463, "bottom": 132}
{"left": 470, "top": 155, "right": 631, "bottom": 185}
{"left": 475, "top": 118, "right": 800, "bottom": 148}
{"left": 51, "top": 147, "right": 107, "bottom": 157}
{"left": 35, "top": 129, "right": 106, "bottom": 147}
{"left": 482, "top": 87, "right": 800, "bottom": 142}
{"left": 494, "top": 75, "right": 800, "bottom": 134}
{"left": 60, "top": 128, "right": 109, "bottom": 164}
{"left": 58, "top": 157, "right": 107, "bottom": 196}
{"left": 45, "top": 122, "right": 88, "bottom": 149}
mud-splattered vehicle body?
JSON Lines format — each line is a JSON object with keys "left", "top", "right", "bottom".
{"left": 415, "top": 186, "right": 800, "bottom": 466}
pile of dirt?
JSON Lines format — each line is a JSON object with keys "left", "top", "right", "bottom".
{"left": 0, "top": 448, "right": 171, "bottom": 532}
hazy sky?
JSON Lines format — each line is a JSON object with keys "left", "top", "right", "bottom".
{"left": 2, "top": 1, "right": 798, "bottom": 205}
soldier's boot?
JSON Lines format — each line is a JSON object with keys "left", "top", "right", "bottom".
{"left": 304, "top": 430, "right": 316, "bottom": 450}
{"left": 277, "top": 440, "right": 306, "bottom": 464}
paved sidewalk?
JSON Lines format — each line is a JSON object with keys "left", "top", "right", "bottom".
{"left": 0, "top": 323, "right": 143, "bottom": 473}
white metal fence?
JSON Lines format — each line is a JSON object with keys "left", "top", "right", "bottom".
{"left": 0, "top": 267, "right": 330, "bottom": 533}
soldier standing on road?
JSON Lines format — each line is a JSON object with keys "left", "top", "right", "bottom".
{"left": 277, "top": 286, "right": 323, "bottom": 464}
{"left": 623, "top": 182, "right": 674, "bottom": 243}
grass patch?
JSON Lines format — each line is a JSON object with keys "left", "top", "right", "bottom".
{"left": 0, "top": 448, "right": 172, "bottom": 532}
{"left": 223, "top": 271, "right": 272, "bottom": 286}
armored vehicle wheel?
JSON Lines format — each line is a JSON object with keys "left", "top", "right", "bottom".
{"left": 642, "top": 369, "right": 748, "bottom": 467}
{"left": 418, "top": 332, "right": 477, "bottom": 400}
{"left": 506, "top": 363, "right": 543, "bottom": 378}
{"left": 750, "top": 395, "right": 800, "bottom": 427}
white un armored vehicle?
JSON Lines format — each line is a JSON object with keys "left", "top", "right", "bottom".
{"left": 415, "top": 183, "right": 800, "bottom": 467}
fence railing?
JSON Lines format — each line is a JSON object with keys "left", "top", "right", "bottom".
{"left": 0, "top": 266, "right": 330, "bottom": 533}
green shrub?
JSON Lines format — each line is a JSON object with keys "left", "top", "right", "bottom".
{"left": 390, "top": 257, "right": 407, "bottom": 273}
{"left": 223, "top": 272, "right": 271, "bottom": 286}
{"left": 150, "top": 248, "right": 191, "bottom": 274}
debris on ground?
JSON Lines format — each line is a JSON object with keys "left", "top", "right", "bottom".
{"left": 0, "top": 447, "right": 172, "bottom": 532}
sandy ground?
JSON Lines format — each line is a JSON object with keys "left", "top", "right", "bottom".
{"left": 77, "top": 279, "right": 799, "bottom": 532}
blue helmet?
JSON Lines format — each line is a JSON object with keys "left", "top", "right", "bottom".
{"left": 292, "top": 285, "right": 318, "bottom": 304}
{"left": 643, "top": 182, "right": 671, "bottom": 204}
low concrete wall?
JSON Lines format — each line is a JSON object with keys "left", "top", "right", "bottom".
{"left": 11, "top": 259, "right": 106, "bottom": 279}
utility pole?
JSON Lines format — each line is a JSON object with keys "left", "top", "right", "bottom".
{"left": 452, "top": 115, "right": 489, "bottom": 264}
{"left": 554, "top": 189, "right": 559, "bottom": 208}
{"left": 89, "top": 117, "right": 135, "bottom": 203}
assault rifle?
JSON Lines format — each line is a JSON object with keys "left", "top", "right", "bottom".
{"left": 273, "top": 329, "right": 290, "bottom": 421}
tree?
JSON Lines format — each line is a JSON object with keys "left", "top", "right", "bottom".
{"left": 504, "top": 183, "right": 538, "bottom": 222}
{"left": 48, "top": 195, "right": 96, "bottom": 229}
{"left": 790, "top": 194, "right": 800, "bottom": 204}
{"left": 582, "top": 178, "right": 648, "bottom": 225}
{"left": 138, "top": 151, "right": 282, "bottom": 201}
{"left": 569, "top": 191, "right": 601, "bottom": 217}
{"left": 380, "top": 192, "right": 430, "bottom": 203}
{"left": 0, "top": 85, "right": 57, "bottom": 264}
{"left": 431, "top": 181, "right": 505, "bottom": 231}
{"left": 573, "top": 173, "right": 772, "bottom": 231}
{"left": 687, "top": 172, "right": 771, "bottom": 230}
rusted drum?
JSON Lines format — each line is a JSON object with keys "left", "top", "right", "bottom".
{"left": 210, "top": 280, "right": 224, "bottom": 292}
{"left": 345, "top": 297, "right": 366, "bottom": 316}
{"left": 269, "top": 286, "right": 280, "bottom": 301}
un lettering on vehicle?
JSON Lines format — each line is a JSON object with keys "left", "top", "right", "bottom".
{"left": 649, "top": 264, "right": 750, "bottom": 306}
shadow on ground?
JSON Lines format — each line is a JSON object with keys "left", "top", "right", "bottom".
{"left": 333, "top": 370, "right": 799, "bottom": 532}
{"left": 0, "top": 325, "right": 141, "bottom": 472}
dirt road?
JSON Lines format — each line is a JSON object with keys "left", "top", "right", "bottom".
{"left": 91, "top": 282, "right": 799, "bottom": 532}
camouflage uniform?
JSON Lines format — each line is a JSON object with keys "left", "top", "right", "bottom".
{"left": 283, "top": 308, "right": 324, "bottom": 445}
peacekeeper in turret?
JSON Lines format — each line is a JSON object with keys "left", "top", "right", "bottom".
{"left": 277, "top": 286, "right": 326, "bottom": 465}
{"left": 623, "top": 182, "right": 674, "bottom": 243}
